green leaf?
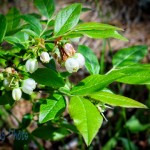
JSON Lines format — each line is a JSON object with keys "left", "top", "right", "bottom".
{"left": 31, "top": 68, "right": 65, "bottom": 88}
{"left": 125, "top": 116, "right": 150, "bottom": 133}
{"left": 54, "top": 3, "right": 82, "bottom": 36}
{"left": 39, "top": 94, "right": 66, "bottom": 123}
{"left": 32, "top": 125, "right": 70, "bottom": 140}
{"left": 71, "top": 72, "right": 125, "bottom": 95}
{"left": 113, "top": 45, "right": 148, "bottom": 67}
{"left": 21, "top": 29, "right": 38, "bottom": 37}
{"left": 74, "top": 22, "right": 122, "bottom": 31}
{"left": 89, "top": 91, "right": 147, "bottom": 108}
{"left": 34, "top": 0, "right": 55, "bottom": 19}
{"left": 4, "top": 36, "right": 20, "bottom": 44}
{"left": 6, "top": 8, "right": 20, "bottom": 32}
{"left": 69, "top": 96, "right": 103, "bottom": 145}
{"left": 78, "top": 45, "right": 100, "bottom": 74}
{"left": 22, "top": 14, "right": 42, "bottom": 35}
{"left": 0, "top": 14, "right": 7, "bottom": 43}
{"left": 19, "top": 113, "right": 32, "bottom": 129}
{"left": 113, "top": 65, "right": 150, "bottom": 84}
{"left": 119, "top": 138, "right": 139, "bottom": 150}
{"left": 102, "top": 137, "right": 117, "bottom": 150}
{"left": 78, "top": 30, "right": 128, "bottom": 41}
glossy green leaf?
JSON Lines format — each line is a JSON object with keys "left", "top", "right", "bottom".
{"left": 31, "top": 68, "right": 65, "bottom": 88}
{"left": 39, "top": 94, "right": 66, "bottom": 123}
{"left": 113, "top": 45, "right": 148, "bottom": 67}
{"left": 69, "top": 96, "right": 103, "bottom": 145}
{"left": 74, "top": 22, "right": 122, "bottom": 31}
{"left": 79, "top": 30, "right": 128, "bottom": 41}
{"left": 78, "top": 45, "right": 100, "bottom": 74}
{"left": 34, "top": 0, "right": 55, "bottom": 19}
{"left": 22, "top": 14, "right": 42, "bottom": 35}
{"left": 71, "top": 72, "right": 125, "bottom": 95}
{"left": 32, "top": 125, "right": 70, "bottom": 140}
{"left": 6, "top": 8, "right": 20, "bottom": 32}
{"left": 113, "top": 65, "right": 150, "bottom": 84}
{"left": 54, "top": 3, "right": 82, "bottom": 35}
{"left": 0, "top": 14, "right": 7, "bottom": 43}
{"left": 90, "top": 91, "right": 147, "bottom": 108}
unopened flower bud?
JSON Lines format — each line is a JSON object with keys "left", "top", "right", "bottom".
{"left": 40, "top": 52, "right": 51, "bottom": 63}
{"left": 12, "top": 88, "right": 22, "bottom": 101}
{"left": 74, "top": 53, "right": 85, "bottom": 68}
{"left": 22, "top": 78, "right": 36, "bottom": 95}
{"left": 3, "top": 78, "right": 11, "bottom": 90}
{"left": 65, "top": 58, "right": 79, "bottom": 73}
{"left": 63, "top": 43, "right": 76, "bottom": 57}
{"left": 25, "top": 59, "right": 38, "bottom": 73}
{"left": 5, "top": 67, "right": 16, "bottom": 74}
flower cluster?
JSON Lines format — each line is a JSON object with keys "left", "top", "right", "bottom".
{"left": 1, "top": 41, "right": 85, "bottom": 101}
{"left": 55, "top": 43, "right": 85, "bottom": 73}
{"left": 64, "top": 43, "right": 85, "bottom": 73}
{"left": 1, "top": 67, "right": 37, "bottom": 101}
{"left": 25, "top": 52, "right": 51, "bottom": 73}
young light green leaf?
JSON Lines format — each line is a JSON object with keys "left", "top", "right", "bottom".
{"left": 22, "top": 14, "right": 42, "bottom": 35}
{"left": 113, "top": 45, "right": 148, "bottom": 67}
{"left": 0, "top": 14, "right": 7, "bottom": 43}
{"left": 71, "top": 72, "right": 125, "bottom": 95}
{"left": 6, "top": 8, "right": 20, "bottom": 33}
{"left": 34, "top": 0, "right": 55, "bottom": 19}
{"left": 54, "top": 3, "right": 82, "bottom": 35}
{"left": 21, "top": 29, "right": 38, "bottom": 37}
{"left": 89, "top": 91, "right": 147, "bottom": 108}
{"left": 4, "top": 36, "right": 20, "bottom": 44}
{"left": 78, "top": 45, "right": 100, "bottom": 74}
{"left": 39, "top": 94, "right": 66, "bottom": 123}
{"left": 69, "top": 96, "right": 103, "bottom": 146}
{"left": 74, "top": 22, "right": 122, "bottom": 31}
{"left": 31, "top": 68, "right": 65, "bottom": 88}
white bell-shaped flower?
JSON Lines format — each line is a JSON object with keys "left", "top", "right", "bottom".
{"left": 22, "top": 78, "right": 37, "bottom": 95}
{"left": 25, "top": 59, "right": 38, "bottom": 73}
{"left": 40, "top": 52, "right": 51, "bottom": 63}
{"left": 12, "top": 88, "right": 22, "bottom": 101}
{"left": 65, "top": 58, "right": 79, "bottom": 73}
{"left": 74, "top": 53, "right": 85, "bottom": 68}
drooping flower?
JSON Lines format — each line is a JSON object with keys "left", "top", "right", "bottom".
{"left": 65, "top": 58, "right": 79, "bottom": 73}
{"left": 22, "top": 78, "right": 37, "bottom": 95}
{"left": 40, "top": 52, "right": 51, "bottom": 63}
{"left": 25, "top": 59, "right": 38, "bottom": 73}
{"left": 12, "top": 88, "right": 22, "bottom": 101}
{"left": 73, "top": 53, "right": 85, "bottom": 68}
